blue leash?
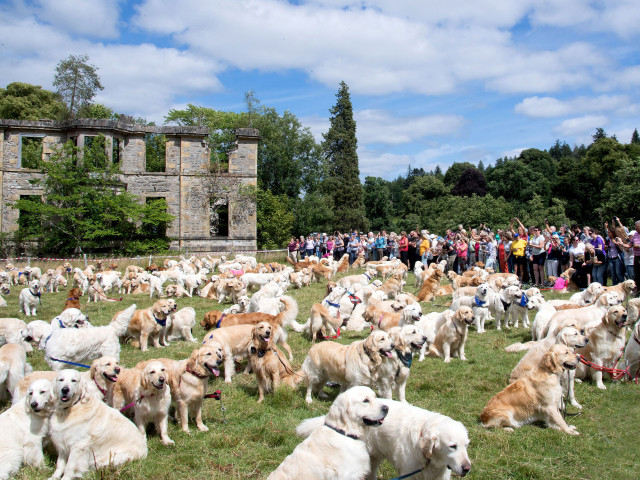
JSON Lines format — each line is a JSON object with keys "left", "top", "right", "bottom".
{"left": 389, "top": 466, "right": 425, "bottom": 480}
{"left": 49, "top": 357, "right": 91, "bottom": 369}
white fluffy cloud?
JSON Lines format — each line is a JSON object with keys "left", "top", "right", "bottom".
{"left": 33, "top": 0, "right": 122, "bottom": 39}
{"left": 515, "top": 95, "right": 630, "bottom": 118}
{"left": 553, "top": 115, "right": 609, "bottom": 137}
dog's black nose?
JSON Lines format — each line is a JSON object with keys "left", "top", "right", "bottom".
{"left": 381, "top": 405, "right": 389, "bottom": 414}
{"left": 462, "top": 464, "right": 471, "bottom": 475}
{"left": 61, "top": 386, "right": 70, "bottom": 395}
{"left": 30, "top": 401, "right": 38, "bottom": 409}
{"left": 159, "top": 377, "right": 165, "bottom": 383}
{"left": 390, "top": 343, "right": 395, "bottom": 349}
{"left": 115, "top": 367, "right": 121, "bottom": 374}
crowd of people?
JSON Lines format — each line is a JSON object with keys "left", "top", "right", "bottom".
{"left": 288, "top": 217, "right": 640, "bottom": 289}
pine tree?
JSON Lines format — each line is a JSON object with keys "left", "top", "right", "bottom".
{"left": 322, "top": 81, "right": 366, "bottom": 231}
{"left": 631, "top": 128, "right": 640, "bottom": 145}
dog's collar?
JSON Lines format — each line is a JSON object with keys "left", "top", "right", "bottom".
{"left": 500, "top": 299, "right": 511, "bottom": 311}
{"left": 93, "top": 377, "right": 107, "bottom": 397}
{"left": 324, "top": 422, "right": 360, "bottom": 440}
{"left": 29, "top": 288, "right": 41, "bottom": 297}
{"left": 250, "top": 346, "right": 268, "bottom": 358}
{"left": 378, "top": 314, "right": 385, "bottom": 329}
{"left": 363, "top": 272, "right": 372, "bottom": 281}
{"left": 153, "top": 314, "right": 167, "bottom": 327}
{"left": 396, "top": 349, "right": 413, "bottom": 368}
{"left": 215, "top": 314, "right": 226, "bottom": 329}
{"left": 186, "top": 366, "right": 209, "bottom": 379}
{"left": 519, "top": 293, "right": 528, "bottom": 307}
{"left": 474, "top": 296, "right": 486, "bottom": 307}
{"left": 325, "top": 300, "right": 341, "bottom": 309}
{"left": 363, "top": 345, "right": 376, "bottom": 363}
{"left": 58, "top": 319, "right": 66, "bottom": 329}
{"left": 67, "top": 297, "right": 78, "bottom": 301}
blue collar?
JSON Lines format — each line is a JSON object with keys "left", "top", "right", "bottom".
{"left": 215, "top": 314, "right": 226, "bottom": 329}
{"left": 325, "top": 300, "right": 341, "bottom": 309}
{"left": 396, "top": 349, "right": 413, "bottom": 368}
{"left": 58, "top": 319, "right": 65, "bottom": 328}
{"left": 474, "top": 296, "right": 486, "bottom": 307}
{"left": 363, "top": 273, "right": 371, "bottom": 280}
{"left": 520, "top": 293, "right": 529, "bottom": 307}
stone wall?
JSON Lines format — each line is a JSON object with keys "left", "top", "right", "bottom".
{"left": 0, "top": 119, "right": 258, "bottom": 252}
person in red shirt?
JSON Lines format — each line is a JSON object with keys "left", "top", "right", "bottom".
{"left": 399, "top": 231, "right": 409, "bottom": 266}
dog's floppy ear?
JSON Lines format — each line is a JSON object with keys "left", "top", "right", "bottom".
{"left": 541, "top": 350, "right": 562, "bottom": 374}
{"left": 417, "top": 428, "right": 439, "bottom": 458}
{"left": 140, "top": 367, "right": 151, "bottom": 391}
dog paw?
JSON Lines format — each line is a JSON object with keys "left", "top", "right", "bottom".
{"left": 597, "top": 384, "right": 607, "bottom": 390}
{"left": 162, "top": 439, "right": 176, "bottom": 446}
{"left": 197, "top": 424, "right": 209, "bottom": 432}
{"left": 574, "top": 379, "right": 582, "bottom": 384}
{"left": 504, "top": 427, "right": 514, "bottom": 433}
{"left": 571, "top": 401, "right": 582, "bottom": 410}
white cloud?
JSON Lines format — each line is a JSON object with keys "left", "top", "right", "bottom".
{"left": 553, "top": 115, "right": 609, "bottom": 137}
{"left": 33, "top": 0, "right": 122, "bottom": 39}
{"left": 501, "top": 147, "right": 526, "bottom": 159}
{"left": 515, "top": 94, "right": 630, "bottom": 118}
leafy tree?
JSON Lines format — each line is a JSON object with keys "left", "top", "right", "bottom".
{"left": 257, "top": 188, "right": 294, "bottom": 249}
{"left": 602, "top": 156, "right": 640, "bottom": 225}
{"left": 452, "top": 168, "right": 487, "bottom": 197}
{"left": 292, "top": 192, "right": 334, "bottom": 236}
{"left": 0, "top": 82, "right": 66, "bottom": 120}
{"left": 592, "top": 127, "right": 607, "bottom": 142}
{"left": 405, "top": 175, "right": 449, "bottom": 214}
{"left": 442, "top": 162, "right": 475, "bottom": 187}
{"left": 433, "top": 165, "right": 444, "bottom": 180}
{"left": 53, "top": 54, "right": 104, "bottom": 117}
{"left": 363, "top": 177, "right": 393, "bottom": 231}
{"left": 322, "top": 82, "right": 366, "bottom": 231}
{"left": 519, "top": 148, "right": 557, "bottom": 179}
{"left": 76, "top": 103, "right": 115, "bottom": 119}
{"left": 13, "top": 137, "right": 174, "bottom": 254}
{"left": 549, "top": 139, "right": 573, "bottom": 160}
{"left": 485, "top": 159, "right": 551, "bottom": 205}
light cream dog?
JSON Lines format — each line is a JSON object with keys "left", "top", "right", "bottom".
{"left": 0, "top": 379, "right": 53, "bottom": 480}
{"left": 302, "top": 330, "right": 395, "bottom": 404}
{"left": 48, "top": 369, "right": 147, "bottom": 480}
{"left": 574, "top": 305, "right": 628, "bottom": 390}
{"left": 428, "top": 306, "right": 475, "bottom": 362}
{"left": 0, "top": 344, "right": 32, "bottom": 403}
{"left": 296, "top": 398, "right": 472, "bottom": 480}
{"left": 481, "top": 344, "right": 581, "bottom": 435}
{"left": 267, "top": 386, "right": 388, "bottom": 480}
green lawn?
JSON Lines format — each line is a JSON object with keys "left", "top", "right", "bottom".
{"left": 3, "top": 258, "right": 639, "bottom": 480}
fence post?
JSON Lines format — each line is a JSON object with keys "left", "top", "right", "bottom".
{"left": 28, "top": 257, "right": 31, "bottom": 267}
{"left": 83, "top": 254, "right": 88, "bottom": 268}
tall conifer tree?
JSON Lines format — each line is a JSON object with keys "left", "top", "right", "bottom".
{"left": 322, "top": 81, "right": 366, "bottom": 232}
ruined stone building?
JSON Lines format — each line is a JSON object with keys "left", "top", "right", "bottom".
{"left": 0, "top": 119, "right": 258, "bottom": 252}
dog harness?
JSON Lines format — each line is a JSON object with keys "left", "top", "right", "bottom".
{"left": 250, "top": 346, "right": 268, "bottom": 358}
{"left": 215, "top": 314, "right": 226, "bottom": 329}
{"left": 500, "top": 299, "right": 511, "bottom": 311}
{"left": 323, "top": 422, "right": 360, "bottom": 440}
{"left": 348, "top": 293, "right": 362, "bottom": 305}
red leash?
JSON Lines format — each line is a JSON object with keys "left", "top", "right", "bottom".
{"left": 323, "top": 327, "right": 341, "bottom": 340}
{"left": 578, "top": 355, "right": 629, "bottom": 381}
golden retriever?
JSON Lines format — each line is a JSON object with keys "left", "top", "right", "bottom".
{"left": 302, "top": 330, "right": 395, "bottom": 404}
{"left": 48, "top": 369, "right": 147, "bottom": 479}
{"left": 377, "top": 324, "right": 426, "bottom": 402}
{"left": 378, "top": 273, "right": 404, "bottom": 299}
{"left": 267, "top": 386, "right": 388, "bottom": 480}
{"left": 365, "top": 303, "right": 422, "bottom": 331}
{"left": 296, "top": 398, "right": 472, "bottom": 480}
{"left": 416, "top": 269, "right": 444, "bottom": 302}
{"left": 126, "top": 299, "right": 173, "bottom": 351}
{"left": 112, "top": 360, "right": 173, "bottom": 445}
{"left": 308, "top": 302, "right": 343, "bottom": 342}
{"left": 480, "top": 344, "right": 580, "bottom": 435}
{"left": 248, "top": 322, "right": 303, "bottom": 403}
{"left": 204, "top": 322, "right": 292, "bottom": 383}
{"left": 574, "top": 305, "right": 628, "bottom": 390}
{"left": 602, "top": 279, "right": 636, "bottom": 302}
{"left": 428, "top": 306, "right": 475, "bottom": 362}
{"left": 62, "top": 288, "right": 82, "bottom": 311}
{"left": 139, "top": 344, "right": 223, "bottom": 433}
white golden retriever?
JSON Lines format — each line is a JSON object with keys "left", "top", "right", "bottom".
{"left": 0, "top": 344, "right": 32, "bottom": 403}
{"left": 297, "top": 398, "right": 471, "bottom": 480}
{"left": 18, "top": 280, "right": 41, "bottom": 316}
{"left": 167, "top": 307, "right": 197, "bottom": 342}
{"left": 0, "top": 379, "right": 53, "bottom": 480}
{"left": 268, "top": 386, "right": 388, "bottom": 480}
{"left": 48, "top": 370, "right": 147, "bottom": 480}
{"left": 45, "top": 304, "right": 136, "bottom": 371}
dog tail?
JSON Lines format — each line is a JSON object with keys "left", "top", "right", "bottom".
{"left": 504, "top": 342, "right": 528, "bottom": 353}
{"left": 110, "top": 303, "right": 137, "bottom": 337}
{"left": 296, "top": 415, "right": 325, "bottom": 438}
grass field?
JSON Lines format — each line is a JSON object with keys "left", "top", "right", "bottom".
{"left": 3, "top": 257, "right": 639, "bottom": 480}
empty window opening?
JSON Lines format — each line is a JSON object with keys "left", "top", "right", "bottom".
{"left": 144, "top": 197, "right": 168, "bottom": 237}
{"left": 112, "top": 138, "right": 121, "bottom": 165}
{"left": 20, "top": 136, "right": 43, "bottom": 169}
{"left": 18, "top": 195, "right": 42, "bottom": 238}
{"left": 145, "top": 133, "right": 166, "bottom": 172}
{"left": 210, "top": 198, "right": 229, "bottom": 237}
{"left": 84, "top": 135, "right": 107, "bottom": 169}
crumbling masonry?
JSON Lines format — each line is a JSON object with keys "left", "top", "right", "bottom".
{"left": 0, "top": 119, "right": 258, "bottom": 252}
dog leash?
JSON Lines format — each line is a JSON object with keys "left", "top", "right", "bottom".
{"left": 48, "top": 357, "right": 91, "bottom": 369}
{"left": 578, "top": 355, "right": 629, "bottom": 381}
{"left": 388, "top": 467, "right": 427, "bottom": 480}
{"left": 204, "top": 389, "right": 227, "bottom": 423}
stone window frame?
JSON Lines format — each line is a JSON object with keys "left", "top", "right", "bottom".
{"left": 209, "top": 196, "right": 229, "bottom": 238}
{"left": 18, "top": 133, "right": 46, "bottom": 169}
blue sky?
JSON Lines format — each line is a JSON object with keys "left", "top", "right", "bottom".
{"left": 2, "top": 0, "right": 640, "bottom": 180}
